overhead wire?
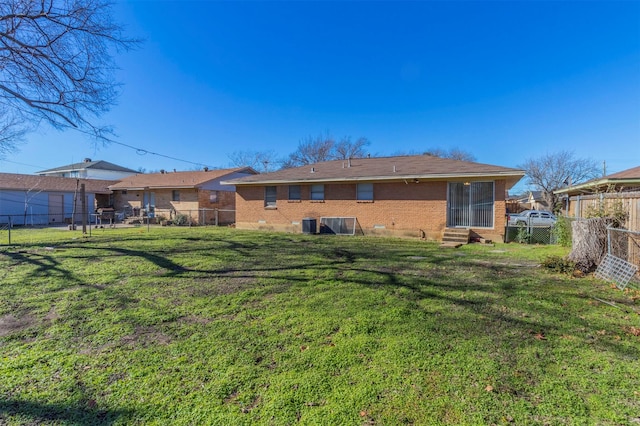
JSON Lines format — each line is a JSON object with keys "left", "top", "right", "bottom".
{"left": 1, "top": 132, "right": 215, "bottom": 173}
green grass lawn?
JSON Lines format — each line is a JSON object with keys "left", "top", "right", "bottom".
{"left": 1, "top": 227, "right": 639, "bottom": 425}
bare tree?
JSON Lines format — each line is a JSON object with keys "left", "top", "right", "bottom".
{"left": 424, "top": 147, "right": 476, "bottom": 162}
{"left": 0, "top": 0, "right": 137, "bottom": 156}
{"left": 282, "top": 133, "right": 371, "bottom": 168}
{"left": 334, "top": 136, "right": 370, "bottom": 160}
{"left": 228, "top": 150, "right": 281, "bottom": 172}
{"left": 0, "top": 107, "right": 26, "bottom": 157}
{"left": 519, "top": 151, "right": 599, "bottom": 212}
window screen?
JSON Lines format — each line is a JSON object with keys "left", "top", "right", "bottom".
{"left": 310, "top": 184, "right": 324, "bottom": 201}
{"left": 265, "top": 186, "right": 277, "bottom": 207}
{"left": 357, "top": 183, "right": 373, "bottom": 200}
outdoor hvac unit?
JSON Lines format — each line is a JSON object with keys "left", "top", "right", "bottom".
{"left": 301, "top": 217, "right": 317, "bottom": 234}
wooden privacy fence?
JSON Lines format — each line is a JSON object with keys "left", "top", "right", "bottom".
{"left": 568, "top": 191, "right": 640, "bottom": 232}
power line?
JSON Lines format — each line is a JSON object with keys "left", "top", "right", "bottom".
{"left": 89, "top": 131, "right": 213, "bottom": 169}
{"left": 0, "top": 159, "right": 48, "bottom": 171}
{"left": 3, "top": 133, "right": 214, "bottom": 173}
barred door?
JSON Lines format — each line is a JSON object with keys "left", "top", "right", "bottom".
{"left": 447, "top": 182, "right": 494, "bottom": 228}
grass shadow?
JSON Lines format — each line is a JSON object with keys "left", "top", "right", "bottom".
{"left": 0, "top": 398, "right": 136, "bottom": 425}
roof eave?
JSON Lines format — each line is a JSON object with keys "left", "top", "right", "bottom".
{"left": 225, "top": 171, "right": 525, "bottom": 186}
{"left": 554, "top": 178, "right": 640, "bottom": 195}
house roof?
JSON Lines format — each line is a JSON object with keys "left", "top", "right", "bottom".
{"left": 225, "top": 155, "right": 525, "bottom": 189}
{"left": 37, "top": 159, "right": 138, "bottom": 174}
{"left": 109, "top": 167, "right": 256, "bottom": 190}
{"left": 0, "top": 173, "right": 115, "bottom": 193}
{"left": 554, "top": 165, "right": 640, "bottom": 195}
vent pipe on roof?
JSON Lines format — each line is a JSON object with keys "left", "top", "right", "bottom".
{"left": 311, "top": 167, "right": 315, "bottom": 173}
{"left": 393, "top": 165, "right": 396, "bottom": 173}
{"left": 348, "top": 158, "right": 351, "bottom": 168}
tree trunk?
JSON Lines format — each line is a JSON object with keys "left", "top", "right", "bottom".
{"left": 567, "top": 218, "right": 610, "bottom": 272}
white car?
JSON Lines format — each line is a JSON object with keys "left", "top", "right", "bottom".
{"left": 508, "top": 210, "right": 557, "bottom": 227}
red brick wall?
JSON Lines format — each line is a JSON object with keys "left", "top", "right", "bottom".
{"left": 235, "top": 180, "right": 508, "bottom": 241}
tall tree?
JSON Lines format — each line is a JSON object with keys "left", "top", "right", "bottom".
{"left": 228, "top": 150, "right": 281, "bottom": 172}
{"left": 0, "top": 0, "right": 137, "bottom": 157}
{"left": 423, "top": 147, "right": 476, "bottom": 162}
{"left": 282, "top": 133, "right": 370, "bottom": 168}
{"left": 519, "top": 151, "right": 599, "bottom": 212}
{"left": 334, "top": 136, "right": 370, "bottom": 160}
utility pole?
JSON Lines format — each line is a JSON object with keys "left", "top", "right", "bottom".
{"left": 81, "top": 183, "right": 87, "bottom": 234}
{"left": 603, "top": 160, "right": 607, "bottom": 177}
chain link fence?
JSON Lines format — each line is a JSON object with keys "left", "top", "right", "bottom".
{"left": 504, "top": 222, "right": 558, "bottom": 244}
{"left": 607, "top": 227, "right": 640, "bottom": 284}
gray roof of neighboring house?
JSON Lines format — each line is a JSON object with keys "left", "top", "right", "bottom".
{"left": 37, "top": 160, "right": 138, "bottom": 174}
{"left": 109, "top": 167, "right": 256, "bottom": 190}
{"left": 0, "top": 173, "right": 116, "bottom": 193}
{"left": 225, "top": 155, "right": 525, "bottom": 189}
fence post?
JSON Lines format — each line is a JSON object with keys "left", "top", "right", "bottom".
{"left": 8, "top": 216, "right": 11, "bottom": 245}
{"left": 215, "top": 209, "right": 219, "bottom": 226}
{"left": 607, "top": 226, "right": 612, "bottom": 256}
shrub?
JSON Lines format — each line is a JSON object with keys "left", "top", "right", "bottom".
{"left": 515, "top": 223, "right": 530, "bottom": 244}
{"left": 541, "top": 255, "right": 576, "bottom": 275}
{"left": 172, "top": 214, "right": 190, "bottom": 226}
{"left": 553, "top": 216, "right": 572, "bottom": 247}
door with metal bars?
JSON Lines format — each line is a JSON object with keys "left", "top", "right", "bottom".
{"left": 447, "top": 182, "right": 494, "bottom": 228}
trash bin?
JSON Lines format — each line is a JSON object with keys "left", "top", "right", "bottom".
{"left": 302, "top": 218, "right": 317, "bottom": 234}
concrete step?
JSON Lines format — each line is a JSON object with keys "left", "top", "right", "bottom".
{"left": 442, "top": 228, "right": 470, "bottom": 244}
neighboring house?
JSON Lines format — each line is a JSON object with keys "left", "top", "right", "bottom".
{"left": 0, "top": 173, "right": 114, "bottom": 225}
{"left": 224, "top": 155, "right": 525, "bottom": 241}
{"left": 108, "top": 167, "right": 257, "bottom": 225}
{"left": 511, "top": 191, "right": 549, "bottom": 211}
{"left": 37, "top": 158, "right": 138, "bottom": 180}
{"left": 554, "top": 165, "right": 640, "bottom": 231}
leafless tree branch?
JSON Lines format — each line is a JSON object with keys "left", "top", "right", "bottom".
{"left": 0, "top": 0, "right": 139, "bottom": 156}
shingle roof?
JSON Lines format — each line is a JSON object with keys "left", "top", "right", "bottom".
{"left": 554, "top": 165, "right": 640, "bottom": 195}
{"left": 37, "top": 160, "right": 138, "bottom": 174}
{"left": 605, "top": 166, "right": 640, "bottom": 180}
{"left": 226, "top": 155, "right": 525, "bottom": 188}
{"left": 109, "top": 167, "right": 255, "bottom": 190}
{"left": 0, "top": 173, "right": 115, "bottom": 193}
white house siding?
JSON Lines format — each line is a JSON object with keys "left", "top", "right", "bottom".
{"left": 0, "top": 189, "right": 96, "bottom": 225}
{"left": 202, "top": 171, "right": 255, "bottom": 191}
{"left": 81, "top": 169, "right": 136, "bottom": 180}
{"left": 43, "top": 169, "right": 135, "bottom": 180}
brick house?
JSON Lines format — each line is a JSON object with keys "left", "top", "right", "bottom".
{"left": 224, "top": 155, "right": 525, "bottom": 241}
{"left": 0, "top": 173, "right": 114, "bottom": 225}
{"left": 108, "top": 167, "right": 256, "bottom": 225}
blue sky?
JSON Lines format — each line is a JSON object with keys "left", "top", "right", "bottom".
{"left": 1, "top": 0, "right": 639, "bottom": 193}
